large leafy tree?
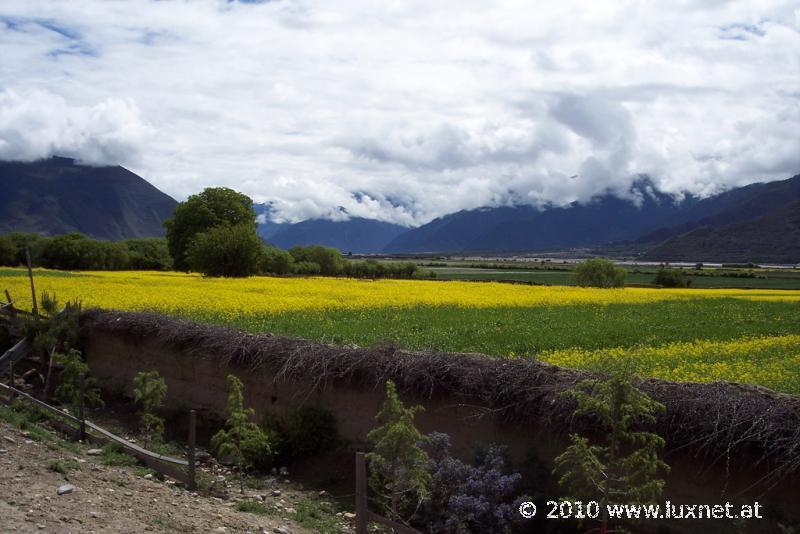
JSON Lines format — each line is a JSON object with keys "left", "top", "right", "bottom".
{"left": 163, "top": 187, "right": 256, "bottom": 271}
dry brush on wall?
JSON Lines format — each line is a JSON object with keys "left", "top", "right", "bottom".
{"left": 80, "top": 308, "right": 800, "bottom": 490}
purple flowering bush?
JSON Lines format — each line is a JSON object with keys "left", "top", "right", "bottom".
{"left": 415, "top": 432, "right": 530, "bottom": 533}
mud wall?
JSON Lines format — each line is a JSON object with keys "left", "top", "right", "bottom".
{"left": 82, "top": 329, "right": 800, "bottom": 532}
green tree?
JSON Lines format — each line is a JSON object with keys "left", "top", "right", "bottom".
{"left": 185, "top": 224, "right": 262, "bottom": 277}
{"left": 259, "top": 246, "right": 294, "bottom": 275}
{"left": 211, "top": 375, "right": 272, "bottom": 491}
{"left": 164, "top": 187, "right": 256, "bottom": 271}
{"left": 289, "top": 245, "right": 343, "bottom": 275}
{"left": 132, "top": 370, "right": 167, "bottom": 448}
{"left": 366, "top": 380, "right": 430, "bottom": 523}
{"left": 653, "top": 268, "right": 690, "bottom": 288}
{"left": 54, "top": 349, "right": 104, "bottom": 413}
{"left": 125, "top": 238, "right": 172, "bottom": 270}
{"left": 575, "top": 258, "right": 626, "bottom": 288}
{"left": 0, "top": 235, "right": 16, "bottom": 266}
{"left": 554, "top": 371, "right": 669, "bottom": 532}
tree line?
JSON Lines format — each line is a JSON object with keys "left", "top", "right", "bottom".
{"left": 0, "top": 186, "right": 418, "bottom": 279}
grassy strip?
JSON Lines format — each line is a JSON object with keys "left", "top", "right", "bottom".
{"left": 187, "top": 299, "right": 800, "bottom": 356}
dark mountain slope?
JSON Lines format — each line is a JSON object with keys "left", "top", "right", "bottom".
{"left": 641, "top": 199, "right": 800, "bottom": 263}
{"left": 384, "top": 180, "right": 706, "bottom": 253}
{"left": 635, "top": 174, "right": 800, "bottom": 245}
{"left": 0, "top": 157, "right": 177, "bottom": 239}
{"left": 267, "top": 217, "right": 408, "bottom": 253}
{"left": 383, "top": 205, "right": 534, "bottom": 254}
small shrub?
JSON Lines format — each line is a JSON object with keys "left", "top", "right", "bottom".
{"left": 367, "top": 380, "right": 430, "bottom": 523}
{"left": 132, "top": 370, "right": 167, "bottom": 448}
{"left": 417, "top": 433, "right": 528, "bottom": 533}
{"left": 54, "top": 349, "right": 103, "bottom": 412}
{"left": 554, "top": 371, "right": 669, "bottom": 532}
{"left": 211, "top": 375, "right": 273, "bottom": 490}
{"left": 575, "top": 258, "right": 626, "bottom": 288}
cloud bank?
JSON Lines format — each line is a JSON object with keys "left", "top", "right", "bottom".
{"left": 0, "top": 0, "right": 798, "bottom": 226}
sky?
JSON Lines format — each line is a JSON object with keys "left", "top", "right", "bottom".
{"left": 0, "top": 0, "right": 798, "bottom": 227}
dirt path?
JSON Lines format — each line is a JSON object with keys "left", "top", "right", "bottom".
{"left": 0, "top": 422, "right": 334, "bottom": 533}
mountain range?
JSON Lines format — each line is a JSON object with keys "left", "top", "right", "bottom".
{"left": 1, "top": 157, "right": 798, "bottom": 262}
{"left": 382, "top": 174, "right": 800, "bottom": 262}
{"left": 0, "top": 157, "right": 177, "bottom": 239}
{"left": 257, "top": 215, "right": 407, "bottom": 254}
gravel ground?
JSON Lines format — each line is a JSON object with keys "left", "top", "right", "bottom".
{"left": 0, "top": 422, "right": 329, "bottom": 533}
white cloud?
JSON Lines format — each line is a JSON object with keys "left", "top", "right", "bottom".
{"left": 0, "top": 0, "right": 797, "bottom": 225}
{"left": 0, "top": 88, "right": 152, "bottom": 165}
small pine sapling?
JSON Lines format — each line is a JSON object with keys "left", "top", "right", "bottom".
{"left": 554, "top": 371, "right": 670, "bottom": 533}
{"left": 54, "top": 349, "right": 103, "bottom": 413}
{"left": 211, "top": 374, "right": 271, "bottom": 492}
{"left": 366, "top": 380, "right": 430, "bottom": 524}
{"left": 132, "top": 370, "right": 167, "bottom": 448}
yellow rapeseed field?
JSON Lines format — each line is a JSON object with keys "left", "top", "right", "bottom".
{"left": 1, "top": 268, "right": 798, "bottom": 315}
{"left": 541, "top": 335, "right": 800, "bottom": 393}
{"left": 2, "top": 268, "right": 799, "bottom": 393}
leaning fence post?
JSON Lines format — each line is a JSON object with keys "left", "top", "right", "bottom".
{"left": 187, "top": 409, "right": 197, "bottom": 491}
{"left": 355, "top": 452, "right": 368, "bottom": 534}
{"left": 78, "top": 373, "right": 86, "bottom": 441}
{"left": 4, "top": 290, "right": 16, "bottom": 318}
{"left": 7, "top": 360, "right": 14, "bottom": 400}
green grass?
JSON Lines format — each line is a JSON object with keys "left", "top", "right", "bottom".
{"left": 100, "top": 442, "right": 139, "bottom": 467}
{"left": 193, "top": 299, "right": 800, "bottom": 357}
{"left": 291, "top": 498, "right": 340, "bottom": 534}
{"left": 0, "top": 268, "right": 90, "bottom": 278}
{"left": 47, "top": 458, "right": 81, "bottom": 477}
{"left": 429, "top": 266, "right": 800, "bottom": 289}
{"left": 236, "top": 500, "right": 276, "bottom": 515}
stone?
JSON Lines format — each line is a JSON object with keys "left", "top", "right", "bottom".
{"left": 56, "top": 484, "right": 74, "bottom": 495}
{"left": 285, "top": 507, "right": 296, "bottom": 514}
{"left": 0, "top": 449, "right": 7, "bottom": 454}
{"left": 271, "top": 490, "right": 281, "bottom": 497}
{"left": 278, "top": 467, "right": 289, "bottom": 477}
{"left": 343, "top": 512, "right": 356, "bottom": 520}
{"left": 143, "top": 474, "right": 153, "bottom": 480}
{"left": 273, "top": 527, "right": 292, "bottom": 534}
{"left": 87, "top": 449, "right": 103, "bottom": 456}
{"left": 214, "top": 527, "right": 227, "bottom": 533}
{"left": 318, "top": 490, "right": 327, "bottom": 497}
{"left": 3, "top": 436, "right": 15, "bottom": 444}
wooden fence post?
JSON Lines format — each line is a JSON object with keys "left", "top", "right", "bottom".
{"left": 355, "top": 452, "right": 368, "bottom": 534}
{"left": 187, "top": 409, "right": 197, "bottom": 491}
{"left": 4, "top": 290, "right": 16, "bottom": 318}
{"left": 25, "top": 247, "right": 38, "bottom": 319}
{"left": 78, "top": 373, "right": 86, "bottom": 441}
